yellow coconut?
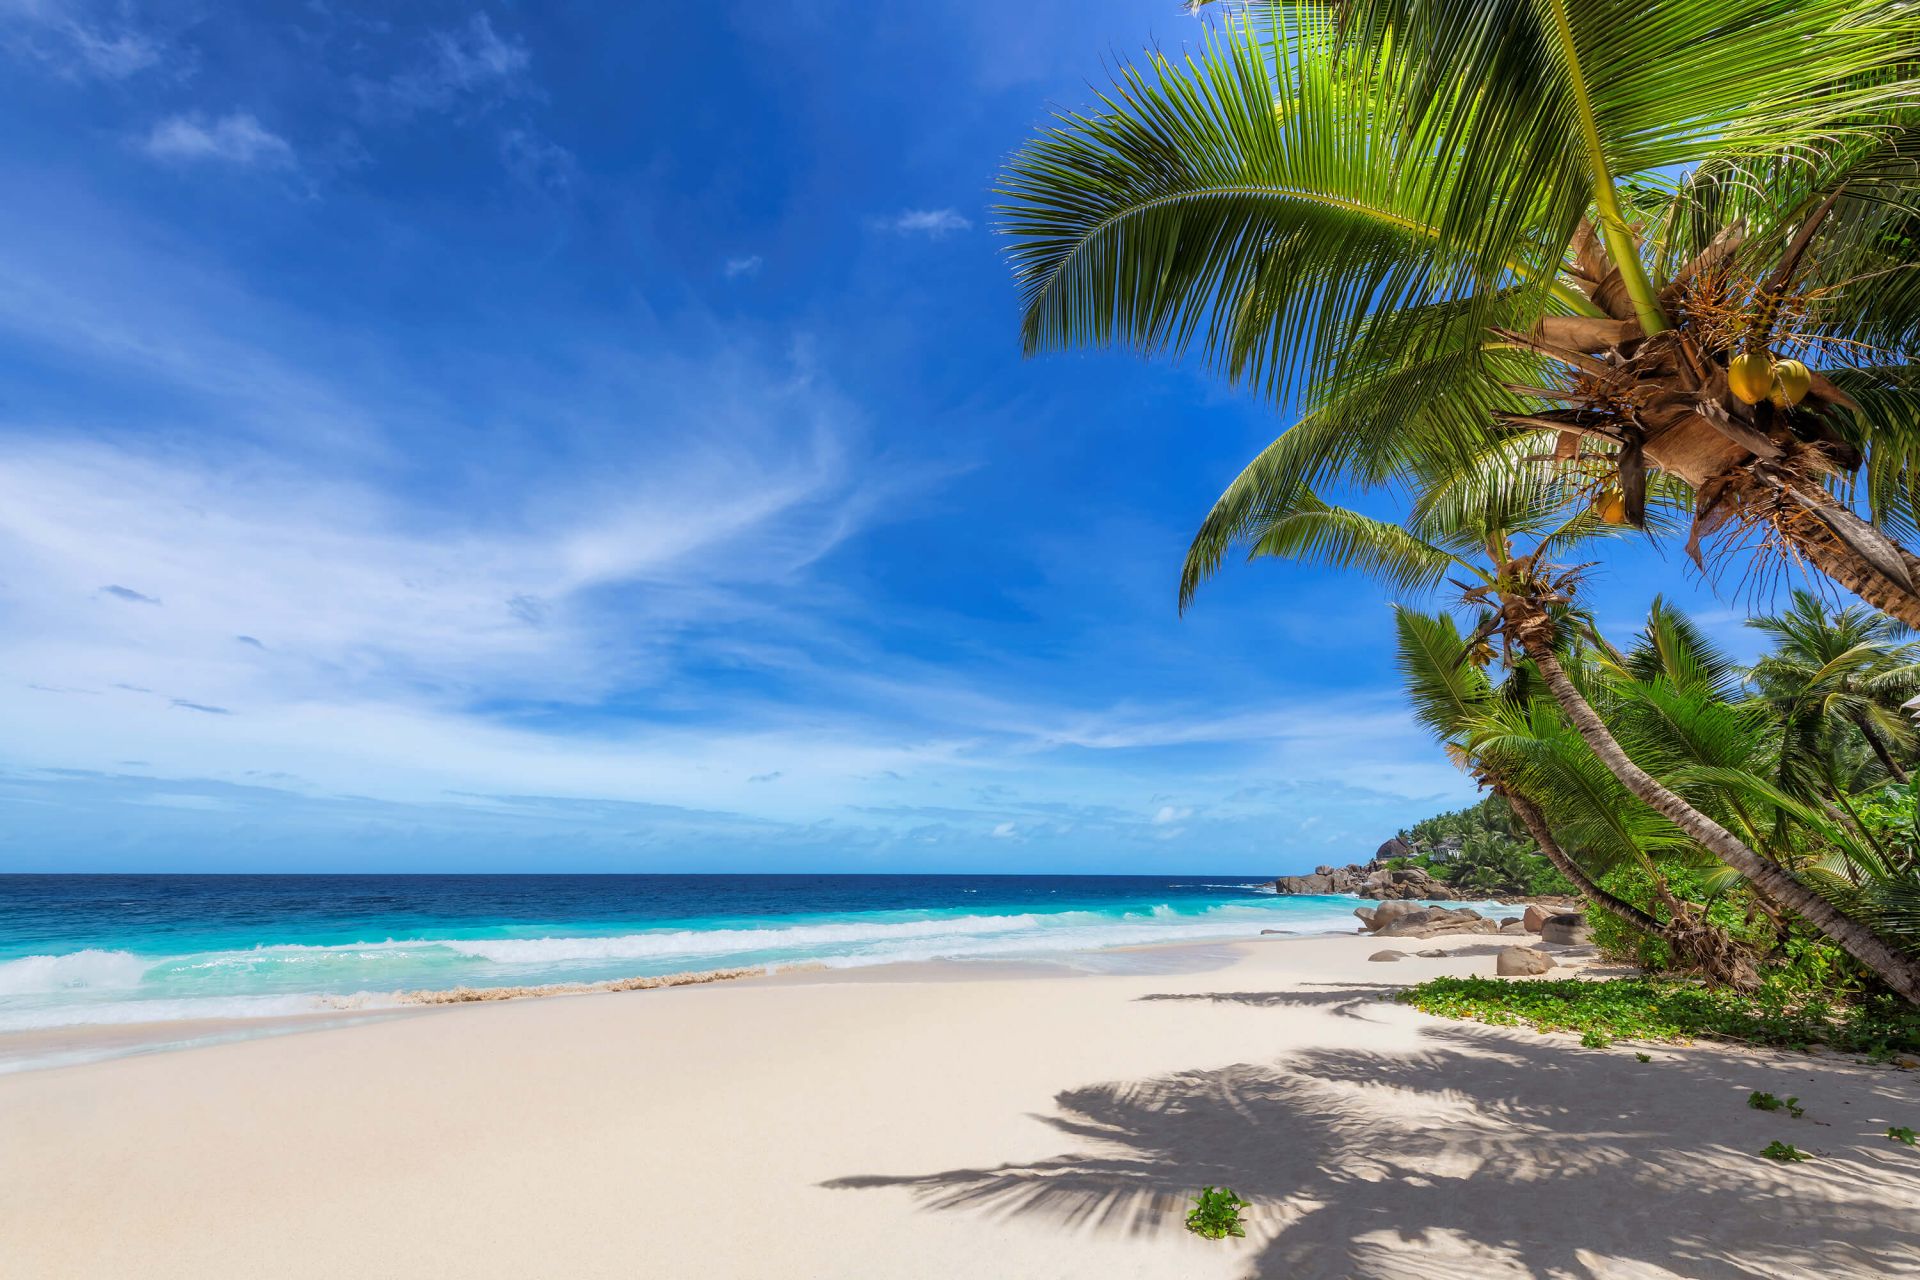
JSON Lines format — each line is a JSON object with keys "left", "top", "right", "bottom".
{"left": 1594, "top": 488, "right": 1629, "bottom": 525}
{"left": 1728, "top": 351, "right": 1775, "bottom": 405}
{"left": 1773, "top": 358, "right": 1812, "bottom": 407}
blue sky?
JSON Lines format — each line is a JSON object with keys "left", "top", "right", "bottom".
{"left": 0, "top": 1, "right": 1759, "bottom": 873}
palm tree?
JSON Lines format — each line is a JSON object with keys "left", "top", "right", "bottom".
{"left": 1747, "top": 589, "right": 1920, "bottom": 790}
{"left": 999, "top": 5, "right": 1920, "bottom": 623}
{"left": 1395, "top": 605, "right": 1759, "bottom": 986}
{"left": 1215, "top": 462, "right": 1920, "bottom": 998}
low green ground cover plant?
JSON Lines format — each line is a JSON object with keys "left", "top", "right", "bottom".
{"left": 1759, "top": 1141, "right": 1810, "bottom": 1162}
{"left": 1399, "top": 977, "right": 1920, "bottom": 1055}
{"left": 1185, "top": 1186, "right": 1249, "bottom": 1240}
{"left": 1748, "top": 1092, "right": 1803, "bottom": 1118}
{"left": 1889, "top": 1126, "right": 1917, "bottom": 1145}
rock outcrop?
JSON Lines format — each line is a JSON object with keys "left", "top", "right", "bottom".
{"left": 1273, "top": 860, "right": 1458, "bottom": 900}
{"left": 1354, "top": 904, "right": 1500, "bottom": 940}
{"left": 1271, "top": 865, "right": 1363, "bottom": 895}
{"left": 1496, "top": 946, "right": 1557, "bottom": 976}
{"left": 1540, "top": 913, "right": 1594, "bottom": 946}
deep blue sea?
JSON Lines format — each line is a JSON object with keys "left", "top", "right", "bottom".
{"left": 0, "top": 874, "right": 1464, "bottom": 1033}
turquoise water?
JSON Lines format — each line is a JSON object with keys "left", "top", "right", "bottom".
{"left": 0, "top": 874, "right": 1492, "bottom": 1033}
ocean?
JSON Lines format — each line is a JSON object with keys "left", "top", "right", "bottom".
{"left": 0, "top": 873, "right": 1474, "bottom": 1035}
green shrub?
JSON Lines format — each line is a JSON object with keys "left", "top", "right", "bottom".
{"left": 1185, "top": 1186, "right": 1250, "bottom": 1240}
{"left": 1585, "top": 864, "right": 1770, "bottom": 972}
{"left": 1398, "top": 976, "right": 1920, "bottom": 1054}
{"left": 1856, "top": 784, "right": 1920, "bottom": 867}
{"left": 1581, "top": 866, "right": 1882, "bottom": 1001}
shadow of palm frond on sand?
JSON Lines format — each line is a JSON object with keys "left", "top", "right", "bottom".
{"left": 825, "top": 1018, "right": 1920, "bottom": 1279}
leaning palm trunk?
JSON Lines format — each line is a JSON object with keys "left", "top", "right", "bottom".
{"left": 1507, "top": 599, "right": 1920, "bottom": 1004}
{"left": 1501, "top": 786, "right": 1760, "bottom": 989}
{"left": 1851, "top": 710, "right": 1911, "bottom": 785}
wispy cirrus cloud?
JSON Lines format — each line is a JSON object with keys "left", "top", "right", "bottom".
{"left": 872, "top": 208, "right": 973, "bottom": 237}
{"left": 723, "top": 254, "right": 764, "bottom": 279}
{"left": 1, "top": 0, "right": 167, "bottom": 80}
{"left": 359, "top": 13, "right": 531, "bottom": 119}
{"left": 141, "top": 112, "right": 293, "bottom": 167}
{"left": 499, "top": 126, "right": 577, "bottom": 192}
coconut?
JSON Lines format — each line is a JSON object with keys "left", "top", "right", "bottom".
{"left": 1728, "top": 351, "right": 1775, "bottom": 405}
{"left": 1594, "top": 488, "right": 1628, "bottom": 525}
{"left": 1773, "top": 358, "right": 1812, "bottom": 407}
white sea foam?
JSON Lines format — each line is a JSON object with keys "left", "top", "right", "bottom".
{"left": 436, "top": 911, "right": 1062, "bottom": 964}
{"left": 0, "top": 990, "right": 402, "bottom": 1033}
{"left": 0, "top": 949, "right": 150, "bottom": 995}
{"left": 0, "top": 894, "right": 1492, "bottom": 1031}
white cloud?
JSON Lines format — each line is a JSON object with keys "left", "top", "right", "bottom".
{"left": 1152, "top": 805, "right": 1191, "bottom": 825}
{"left": 65, "top": 23, "right": 160, "bottom": 77}
{"left": 723, "top": 254, "right": 764, "bottom": 279}
{"left": 499, "top": 127, "right": 577, "bottom": 191}
{"left": 873, "top": 208, "right": 972, "bottom": 237}
{"left": 429, "top": 13, "right": 528, "bottom": 89}
{"left": 142, "top": 112, "right": 293, "bottom": 167}
{"left": 2, "top": 1, "right": 165, "bottom": 80}
{"left": 364, "top": 14, "right": 531, "bottom": 118}
{"left": 0, "top": 434, "right": 967, "bottom": 813}
{"left": 990, "top": 821, "right": 1018, "bottom": 838}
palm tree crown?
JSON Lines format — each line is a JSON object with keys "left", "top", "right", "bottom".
{"left": 999, "top": 2, "right": 1920, "bottom": 622}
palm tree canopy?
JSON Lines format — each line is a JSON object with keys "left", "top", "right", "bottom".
{"left": 1000, "top": 2, "right": 1920, "bottom": 604}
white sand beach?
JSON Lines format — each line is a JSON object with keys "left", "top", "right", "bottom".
{"left": 3, "top": 932, "right": 1917, "bottom": 1280}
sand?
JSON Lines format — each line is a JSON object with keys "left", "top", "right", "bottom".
{"left": 2, "top": 931, "right": 1917, "bottom": 1279}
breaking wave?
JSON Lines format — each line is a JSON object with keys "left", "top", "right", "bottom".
{"left": 0, "top": 891, "right": 1482, "bottom": 1032}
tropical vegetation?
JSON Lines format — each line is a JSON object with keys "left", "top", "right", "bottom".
{"left": 997, "top": 0, "right": 1920, "bottom": 1007}
{"left": 1402, "top": 975, "right": 1920, "bottom": 1055}
{"left": 1388, "top": 797, "right": 1575, "bottom": 896}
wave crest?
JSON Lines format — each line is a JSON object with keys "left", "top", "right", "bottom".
{"left": 0, "top": 949, "right": 149, "bottom": 996}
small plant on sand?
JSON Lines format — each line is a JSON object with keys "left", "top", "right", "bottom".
{"left": 1635, "top": 1052, "right": 1652, "bottom": 1063}
{"left": 1889, "top": 1126, "right": 1917, "bottom": 1146}
{"left": 1760, "top": 1141, "right": 1810, "bottom": 1163}
{"left": 1185, "top": 1186, "right": 1250, "bottom": 1240}
{"left": 1749, "top": 1092, "right": 1804, "bottom": 1118}
{"left": 1580, "top": 1028, "right": 1611, "bottom": 1048}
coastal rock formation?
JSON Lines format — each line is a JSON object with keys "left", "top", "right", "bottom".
{"left": 1273, "top": 860, "right": 1458, "bottom": 901}
{"left": 1497, "top": 946, "right": 1557, "bottom": 976}
{"left": 1540, "top": 913, "right": 1594, "bottom": 946}
{"left": 1368, "top": 950, "right": 1409, "bottom": 962}
{"left": 1355, "top": 904, "right": 1500, "bottom": 940}
{"left": 1272, "top": 864, "right": 1367, "bottom": 895}
{"left": 1523, "top": 904, "right": 1553, "bottom": 933}
{"left": 1369, "top": 867, "right": 1459, "bottom": 900}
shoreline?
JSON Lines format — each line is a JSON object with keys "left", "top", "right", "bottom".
{"left": 3, "top": 927, "right": 1913, "bottom": 1278}
{"left": 0, "top": 928, "right": 1305, "bottom": 1074}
